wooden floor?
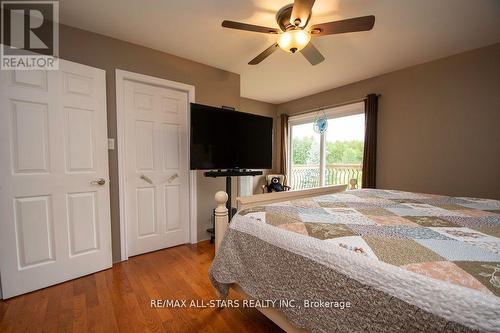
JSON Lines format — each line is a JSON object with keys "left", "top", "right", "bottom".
{"left": 0, "top": 241, "right": 284, "bottom": 333}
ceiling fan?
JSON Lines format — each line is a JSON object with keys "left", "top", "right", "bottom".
{"left": 221, "top": 0, "right": 375, "bottom": 65}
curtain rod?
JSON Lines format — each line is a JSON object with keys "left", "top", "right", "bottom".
{"left": 288, "top": 94, "right": 381, "bottom": 117}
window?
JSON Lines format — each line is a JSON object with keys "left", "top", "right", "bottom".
{"left": 288, "top": 102, "right": 365, "bottom": 190}
{"left": 289, "top": 122, "right": 321, "bottom": 189}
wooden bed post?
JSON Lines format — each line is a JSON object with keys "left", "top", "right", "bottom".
{"left": 214, "top": 191, "right": 229, "bottom": 254}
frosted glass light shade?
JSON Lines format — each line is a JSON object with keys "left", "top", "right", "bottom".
{"left": 277, "top": 30, "right": 311, "bottom": 53}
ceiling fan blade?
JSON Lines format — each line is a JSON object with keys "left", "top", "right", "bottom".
{"left": 290, "top": 0, "right": 315, "bottom": 27}
{"left": 248, "top": 43, "right": 279, "bottom": 65}
{"left": 222, "top": 20, "right": 280, "bottom": 34}
{"left": 309, "top": 15, "right": 375, "bottom": 36}
{"left": 301, "top": 43, "right": 325, "bottom": 65}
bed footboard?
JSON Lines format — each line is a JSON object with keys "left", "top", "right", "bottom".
{"left": 213, "top": 184, "right": 347, "bottom": 254}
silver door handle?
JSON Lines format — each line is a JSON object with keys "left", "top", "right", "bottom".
{"left": 140, "top": 174, "right": 154, "bottom": 185}
{"left": 167, "top": 173, "right": 178, "bottom": 183}
{"left": 90, "top": 178, "right": 106, "bottom": 186}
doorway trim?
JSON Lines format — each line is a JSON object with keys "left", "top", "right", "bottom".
{"left": 115, "top": 69, "right": 197, "bottom": 261}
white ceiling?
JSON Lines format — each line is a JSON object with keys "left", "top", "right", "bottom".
{"left": 59, "top": 0, "right": 500, "bottom": 104}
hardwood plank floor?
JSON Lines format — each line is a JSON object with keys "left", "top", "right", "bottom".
{"left": 0, "top": 241, "right": 284, "bottom": 333}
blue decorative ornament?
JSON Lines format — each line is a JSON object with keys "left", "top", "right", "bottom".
{"left": 313, "top": 111, "right": 328, "bottom": 134}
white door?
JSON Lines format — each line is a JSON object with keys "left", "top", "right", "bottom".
{"left": 0, "top": 60, "right": 112, "bottom": 298}
{"left": 123, "top": 79, "right": 189, "bottom": 256}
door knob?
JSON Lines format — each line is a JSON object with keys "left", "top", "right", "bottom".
{"left": 167, "top": 173, "right": 179, "bottom": 183}
{"left": 140, "top": 174, "right": 154, "bottom": 184}
{"left": 91, "top": 178, "right": 106, "bottom": 186}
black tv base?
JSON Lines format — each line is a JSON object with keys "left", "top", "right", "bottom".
{"left": 203, "top": 169, "right": 263, "bottom": 220}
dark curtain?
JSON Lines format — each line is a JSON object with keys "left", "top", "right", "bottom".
{"left": 362, "top": 94, "right": 378, "bottom": 188}
{"left": 279, "top": 114, "right": 289, "bottom": 177}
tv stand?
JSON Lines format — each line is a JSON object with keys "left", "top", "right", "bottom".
{"left": 204, "top": 169, "right": 263, "bottom": 219}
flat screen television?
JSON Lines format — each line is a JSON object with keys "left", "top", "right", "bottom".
{"left": 190, "top": 103, "right": 273, "bottom": 170}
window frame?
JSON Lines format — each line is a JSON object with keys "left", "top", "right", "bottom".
{"left": 288, "top": 102, "right": 365, "bottom": 188}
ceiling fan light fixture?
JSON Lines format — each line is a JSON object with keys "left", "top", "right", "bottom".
{"left": 277, "top": 29, "right": 311, "bottom": 53}
{"left": 221, "top": 1, "right": 375, "bottom": 65}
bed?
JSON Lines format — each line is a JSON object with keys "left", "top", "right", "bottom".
{"left": 209, "top": 186, "right": 500, "bottom": 333}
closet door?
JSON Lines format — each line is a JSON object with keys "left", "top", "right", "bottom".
{"left": 123, "top": 79, "right": 190, "bottom": 257}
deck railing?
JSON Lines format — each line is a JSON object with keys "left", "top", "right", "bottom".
{"left": 290, "top": 164, "right": 362, "bottom": 190}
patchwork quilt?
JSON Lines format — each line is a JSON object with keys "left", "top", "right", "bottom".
{"left": 239, "top": 189, "right": 500, "bottom": 296}
{"left": 210, "top": 189, "right": 500, "bottom": 332}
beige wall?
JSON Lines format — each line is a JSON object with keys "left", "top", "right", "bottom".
{"left": 278, "top": 43, "right": 500, "bottom": 200}
{"left": 59, "top": 25, "right": 277, "bottom": 259}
